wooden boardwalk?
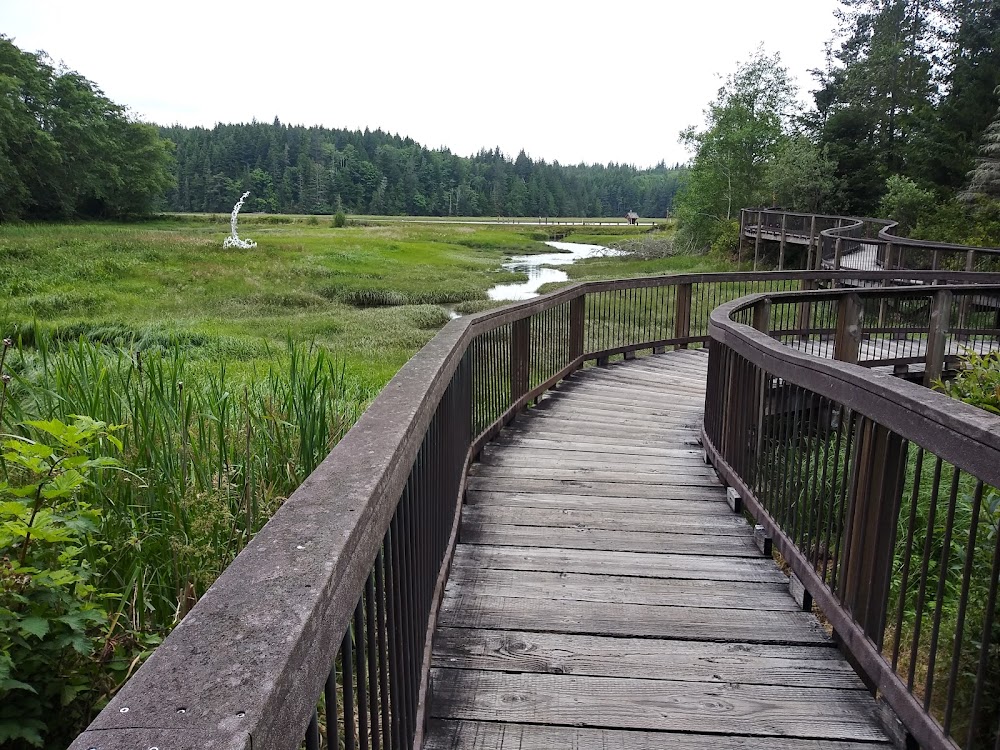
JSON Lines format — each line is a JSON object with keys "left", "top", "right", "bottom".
{"left": 426, "top": 349, "right": 889, "bottom": 749}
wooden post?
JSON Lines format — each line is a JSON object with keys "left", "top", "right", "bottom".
{"left": 966, "top": 249, "right": 976, "bottom": 271}
{"left": 752, "top": 299, "right": 771, "bottom": 334}
{"left": 674, "top": 283, "right": 693, "bottom": 349}
{"left": 834, "top": 293, "right": 862, "bottom": 365}
{"left": 738, "top": 209, "right": 747, "bottom": 264}
{"left": 839, "top": 417, "right": 907, "bottom": 649}
{"left": 754, "top": 211, "right": 763, "bottom": 271}
{"left": 778, "top": 213, "right": 787, "bottom": 271}
{"left": 808, "top": 215, "right": 817, "bottom": 270}
{"left": 796, "top": 279, "right": 816, "bottom": 340}
{"left": 923, "top": 289, "right": 952, "bottom": 386}
{"left": 510, "top": 317, "right": 530, "bottom": 402}
{"left": 568, "top": 295, "right": 585, "bottom": 366}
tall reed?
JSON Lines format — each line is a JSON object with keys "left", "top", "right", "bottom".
{"left": 1, "top": 332, "right": 370, "bottom": 637}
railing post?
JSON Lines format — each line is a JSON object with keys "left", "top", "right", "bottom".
{"left": 840, "top": 416, "right": 907, "bottom": 649}
{"left": 674, "top": 283, "right": 692, "bottom": 349}
{"left": 510, "top": 317, "right": 530, "bottom": 403}
{"left": 752, "top": 299, "right": 771, "bottom": 334}
{"left": 674, "top": 284, "right": 691, "bottom": 349}
{"left": 568, "top": 294, "right": 585, "bottom": 366}
{"left": 923, "top": 289, "right": 952, "bottom": 386}
{"left": 738, "top": 209, "right": 747, "bottom": 267}
{"left": 779, "top": 213, "right": 787, "bottom": 271}
{"left": 754, "top": 211, "right": 763, "bottom": 271}
{"left": 808, "top": 215, "right": 817, "bottom": 270}
{"left": 834, "top": 293, "right": 862, "bottom": 364}
{"left": 966, "top": 248, "right": 976, "bottom": 271}
{"left": 796, "top": 279, "right": 816, "bottom": 340}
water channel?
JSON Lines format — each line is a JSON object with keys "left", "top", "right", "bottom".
{"left": 487, "top": 241, "right": 621, "bottom": 301}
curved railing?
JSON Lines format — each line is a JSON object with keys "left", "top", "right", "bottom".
{"left": 740, "top": 208, "right": 1000, "bottom": 274}
{"left": 703, "top": 283, "right": 1000, "bottom": 750}
{"left": 70, "top": 265, "right": 1000, "bottom": 750}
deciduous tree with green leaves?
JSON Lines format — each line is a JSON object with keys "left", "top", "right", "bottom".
{"left": 674, "top": 49, "right": 796, "bottom": 250}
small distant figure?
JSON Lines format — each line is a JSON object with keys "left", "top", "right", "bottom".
{"left": 625, "top": 210, "right": 639, "bottom": 225}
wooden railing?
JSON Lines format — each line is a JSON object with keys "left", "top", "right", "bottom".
{"left": 740, "top": 208, "right": 1000, "bottom": 273}
{"left": 69, "top": 263, "right": 1000, "bottom": 747}
{"left": 704, "top": 283, "right": 1000, "bottom": 750}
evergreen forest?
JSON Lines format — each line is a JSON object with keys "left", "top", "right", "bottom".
{"left": 673, "top": 0, "right": 1000, "bottom": 249}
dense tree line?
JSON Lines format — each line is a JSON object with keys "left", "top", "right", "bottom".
{"left": 675, "top": 0, "right": 1000, "bottom": 249}
{"left": 159, "top": 122, "right": 685, "bottom": 218}
{"left": 0, "top": 36, "right": 173, "bottom": 221}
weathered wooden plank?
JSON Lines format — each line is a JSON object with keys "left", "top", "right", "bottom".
{"left": 501, "top": 427, "right": 701, "bottom": 449}
{"left": 429, "top": 670, "right": 883, "bottom": 741}
{"left": 438, "top": 594, "right": 830, "bottom": 643}
{"left": 522, "top": 410, "right": 703, "bottom": 431}
{"left": 537, "top": 394, "right": 705, "bottom": 418}
{"left": 490, "top": 435, "right": 702, "bottom": 458}
{"left": 510, "top": 421, "right": 702, "bottom": 442}
{"left": 465, "top": 476, "right": 723, "bottom": 499}
{"left": 424, "top": 719, "right": 889, "bottom": 750}
{"left": 576, "top": 371, "right": 709, "bottom": 393}
{"left": 461, "top": 523, "right": 760, "bottom": 556}
{"left": 431, "top": 628, "right": 865, "bottom": 687}
{"left": 468, "top": 465, "right": 719, "bottom": 485}
{"left": 481, "top": 446, "right": 705, "bottom": 469}
{"left": 532, "top": 402, "right": 706, "bottom": 428}
{"left": 465, "top": 490, "right": 727, "bottom": 514}
{"left": 462, "top": 506, "right": 750, "bottom": 536}
{"left": 444, "top": 567, "right": 796, "bottom": 610}
{"left": 450, "top": 544, "right": 788, "bottom": 583}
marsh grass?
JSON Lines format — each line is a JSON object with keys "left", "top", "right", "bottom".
{"left": 1, "top": 331, "right": 372, "bottom": 637}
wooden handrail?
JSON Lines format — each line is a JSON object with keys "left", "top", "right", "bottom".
{"left": 704, "top": 283, "right": 1000, "bottom": 750}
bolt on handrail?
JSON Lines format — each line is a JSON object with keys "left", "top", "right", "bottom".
{"left": 704, "top": 283, "right": 1000, "bottom": 750}
{"left": 69, "top": 262, "right": 1000, "bottom": 746}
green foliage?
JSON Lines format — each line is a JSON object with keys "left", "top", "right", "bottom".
{"left": 0, "top": 416, "right": 122, "bottom": 747}
{"left": 674, "top": 49, "right": 795, "bottom": 250}
{"left": 936, "top": 349, "right": 1000, "bottom": 415}
{"left": 0, "top": 36, "right": 174, "bottom": 221}
{"left": 332, "top": 211, "right": 347, "bottom": 228}
{"left": 812, "top": 0, "right": 1000, "bottom": 213}
{"left": 764, "top": 137, "right": 838, "bottom": 212}
{"left": 710, "top": 220, "right": 741, "bottom": 256}
{"left": 879, "top": 175, "right": 937, "bottom": 234}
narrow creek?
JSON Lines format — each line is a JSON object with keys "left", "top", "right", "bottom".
{"left": 487, "top": 241, "right": 621, "bottom": 301}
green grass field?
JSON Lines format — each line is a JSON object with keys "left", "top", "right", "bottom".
{"left": 1, "top": 217, "right": 646, "bottom": 388}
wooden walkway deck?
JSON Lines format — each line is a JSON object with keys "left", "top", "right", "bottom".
{"left": 425, "top": 349, "right": 889, "bottom": 749}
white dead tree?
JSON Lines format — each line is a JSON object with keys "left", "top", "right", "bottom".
{"left": 223, "top": 191, "right": 257, "bottom": 249}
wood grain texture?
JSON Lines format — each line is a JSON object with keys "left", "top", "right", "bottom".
{"left": 429, "top": 670, "right": 884, "bottom": 741}
{"left": 424, "top": 720, "right": 890, "bottom": 750}
{"left": 444, "top": 567, "right": 797, "bottom": 610}
{"left": 438, "top": 594, "right": 831, "bottom": 644}
{"left": 432, "top": 628, "right": 865, "bottom": 687}
{"left": 461, "top": 506, "right": 750, "bottom": 535}
{"left": 450, "top": 544, "right": 788, "bottom": 583}
{"left": 460, "top": 523, "right": 761, "bottom": 556}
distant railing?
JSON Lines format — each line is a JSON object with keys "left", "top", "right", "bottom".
{"left": 704, "top": 284, "right": 1000, "bottom": 750}
{"left": 740, "top": 208, "right": 1000, "bottom": 274}
{"left": 71, "top": 263, "right": 1000, "bottom": 749}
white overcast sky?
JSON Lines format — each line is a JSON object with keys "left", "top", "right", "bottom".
{"left": 2, "top": 0, "right": 843, "bottom": 168}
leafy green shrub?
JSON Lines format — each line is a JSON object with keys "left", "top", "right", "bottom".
{"left": 710, "top": 220, "right": 741, "bottom": 256}
{"left": 332, "top": 212, "right": 347, "bottom": 228}
{"left": 936, "top": 349, "right": 1000, "bottom": 415}
{"left": 0, "top": 417, "right": 124, "bottom": 747}
{"left": 879, "top": 175, "right": 936, "bottom": 235}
